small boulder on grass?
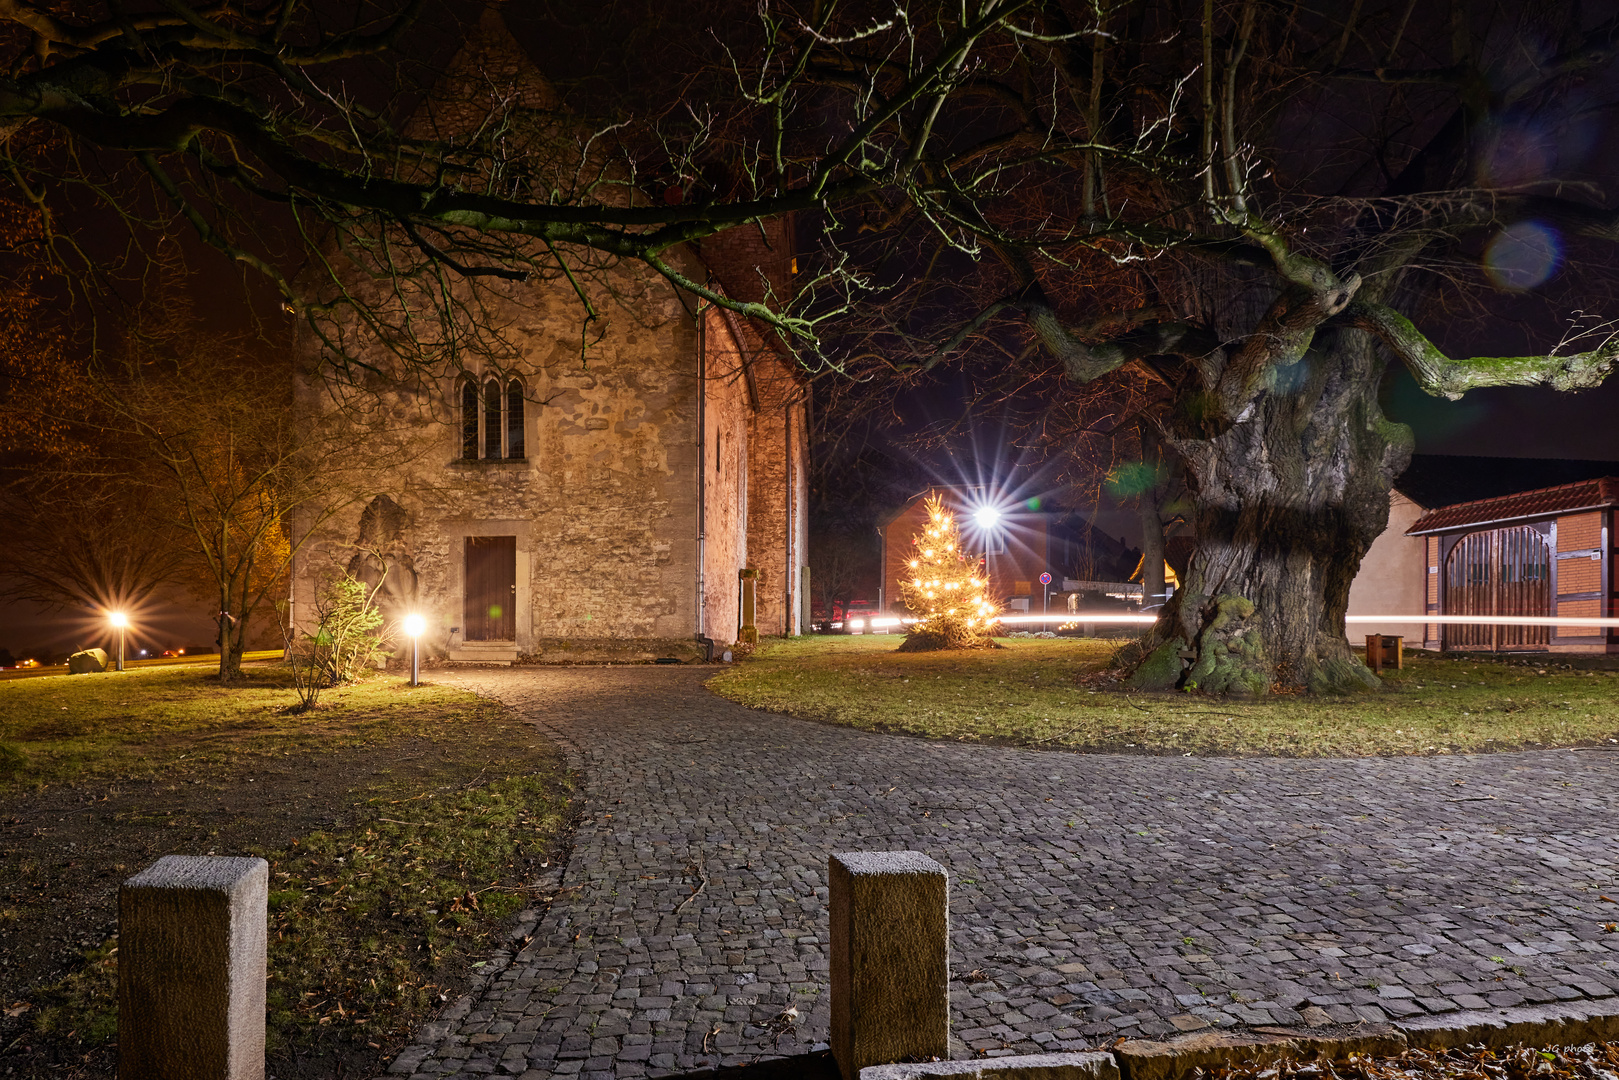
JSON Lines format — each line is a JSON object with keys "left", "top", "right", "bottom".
{"left": 68, "top": 648, "right": 109, "bottom": 674}
{"left": 894, "top": 494, "right": 1001, "bottom": 653}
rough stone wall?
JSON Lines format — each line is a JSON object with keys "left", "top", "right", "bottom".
{"left": 697, "top": 216, "right": 796, "bottom": 307}
{"left": 291, "top": 9, "right": 810, "bottom": 658}
{"left": 700, "top": 307, "right": 752, "bottom": 644}
{"left": 292, "top": 256, "right": 702, "bottom": 657}
{"left": 745, "top": 352, "right": 807, "bottom": 637}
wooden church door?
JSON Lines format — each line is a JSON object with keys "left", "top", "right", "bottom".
{"left": 464, "top": 536, "right": 516, "bottom": 641}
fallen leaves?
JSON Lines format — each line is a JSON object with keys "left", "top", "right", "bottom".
{"left": 1210, "top": 1041, "right": 1619, "bottom": 1080}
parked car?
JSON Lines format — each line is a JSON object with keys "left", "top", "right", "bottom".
{"left": 811, "top": 598, "right": 881, "bottom": 633}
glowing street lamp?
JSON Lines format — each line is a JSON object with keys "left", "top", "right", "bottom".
{"left": 108, "top": 611, "right": 129, "bottom": 672}
{"left": 403, "top": 613, "right": 426, "bottom": 686}
{"left": 973, "top": 505, "right": 1001, "bottom": 530}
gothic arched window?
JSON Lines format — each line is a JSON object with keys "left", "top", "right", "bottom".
{"left": 458, "top": 376, "right": 527, "bottom": 461}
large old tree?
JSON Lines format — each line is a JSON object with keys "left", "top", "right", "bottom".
{"left": 2, "top": 1, "right": 1617, "bottom": 691}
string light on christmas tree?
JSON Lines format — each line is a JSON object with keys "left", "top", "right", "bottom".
{"left": 897, "top": 494, "right": 999, "bottom": 652}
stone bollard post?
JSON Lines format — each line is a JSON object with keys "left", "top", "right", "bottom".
{"left": 119, "top": 855, "right": 269, "bottom": 1080}
{"left": 830, "top": 851, "right": 950, "bottom": 1080}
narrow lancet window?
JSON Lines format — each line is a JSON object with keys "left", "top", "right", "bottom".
{"left": 460, "top": 380, "right": 479, "bottom": 459}
{"left": 483, "top": 381, "right": 502, "bottom": 459}
{"left": 506, "top": 381, "right": 525, "bottom": 459}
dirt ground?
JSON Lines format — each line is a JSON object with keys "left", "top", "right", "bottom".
{"left": 0, "top": 717, "right": 574, "bottom": 1079}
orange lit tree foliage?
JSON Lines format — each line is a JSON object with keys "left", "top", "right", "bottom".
{"left": 0, "top": 196, "right": 72, "bottom": 459}
{"left": 897, "top": 495, "right": 998, "bottom": 653}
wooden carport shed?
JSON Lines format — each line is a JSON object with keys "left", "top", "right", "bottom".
{"left": 1407, "top": 477, "right": 1619, "bottom": 654}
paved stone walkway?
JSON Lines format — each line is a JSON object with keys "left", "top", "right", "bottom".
{"left": 387, "top": 667, "right": 1619, "bottom": 1080}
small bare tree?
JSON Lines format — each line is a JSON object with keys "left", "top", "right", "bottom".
{"left": 282, "top": 568, "right": 395, "bottom": 711}
{"left": 93, "top": 294, "right": 377, "bottom": 681}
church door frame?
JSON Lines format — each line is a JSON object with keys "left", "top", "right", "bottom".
{"left": 464, "top": 535, "right": 517, "bottom": 641}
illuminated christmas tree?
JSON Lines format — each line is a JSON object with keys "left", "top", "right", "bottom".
{"left": 897, "top": 494, "right": 999, "bottom": 652}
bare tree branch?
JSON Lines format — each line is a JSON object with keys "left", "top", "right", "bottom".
{"left": 1342, "top": 300, "right": 1619, "bottom": 398}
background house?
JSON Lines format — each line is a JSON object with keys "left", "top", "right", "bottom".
{"left": 289, "top": 10, "right": 807, "bottom": 662}
{"left": 878, "top": 488, "right": 1140, "bottom": 616}
{"left": 1345, "top": 457, "right": 1619, "bottom": 652}
{"left": 1343, "top": 490, "right": 1429, "bottom": 639}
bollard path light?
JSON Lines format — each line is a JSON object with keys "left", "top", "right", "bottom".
{"left": 108, "top": 611, "right": 129, "bottom": 672}
{"left": 403, "top": 613, "right": 426, "bottom": 686}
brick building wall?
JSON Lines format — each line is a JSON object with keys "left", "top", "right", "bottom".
{"left": 1425, "top": 535, "right": 1440, "bottom": 647}
{"left": 1412, "top": 485, "right": 1619, "bottom": 655}
{"left": 701, "top": 307, "right": 807, "bottom": 641}
{"left": 745, "top": 359, "right": 807, "bottom": 637}
{"left": 700, "top": 306, "right": 752, "bottom": 644}
{"left": 1553, "top": 510, "right": 1607, "bottom": 650}
{"left": 698, "top": 216, "right": 796, "bottom": 308}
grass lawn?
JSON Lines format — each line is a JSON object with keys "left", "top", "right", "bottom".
{"left": 708, "top": 634, "right": 1619, "bottom": 757}
{"left": 0, "top": 664, "right": 572, "bottom": 1080}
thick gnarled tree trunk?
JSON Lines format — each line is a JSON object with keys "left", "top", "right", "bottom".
{"left": 1131, "top": 332, "right": 1411, "bottom": 693}
{"left": 1126, "top": 332, "right": 1411, "bottom": 694}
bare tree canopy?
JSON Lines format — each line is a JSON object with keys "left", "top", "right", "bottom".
{"left": 3, "top": 0, "right": 1618, "bottom": 691}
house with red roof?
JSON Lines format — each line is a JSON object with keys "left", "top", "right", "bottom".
{"left": 1405, "top": 477, "right": 1619, "bottom": 653}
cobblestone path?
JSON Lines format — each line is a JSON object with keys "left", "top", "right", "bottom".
{"left": 388, "top": 667, "right": 1619, "bottom": 1080}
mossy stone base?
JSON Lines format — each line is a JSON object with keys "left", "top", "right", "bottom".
{"left": 1184, "top": 595, "right": 1269, "bottom": 696}
{"left": 1127, "top": 640, "right": 1184, "bottom": 690}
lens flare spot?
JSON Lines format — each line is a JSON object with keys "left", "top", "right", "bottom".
{"left": 1481, "top": 121, "right": 1557, "bottom": 187}
{"left": 1105, "top": 460, "right": 1169, "bottom": 497}
{"left": 1485, "top": 221, "right": 1560, "bottom": 291}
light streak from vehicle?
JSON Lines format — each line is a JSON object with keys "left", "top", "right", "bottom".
{"left": 828, "top": 613, "right": 1619, "bottom": 630}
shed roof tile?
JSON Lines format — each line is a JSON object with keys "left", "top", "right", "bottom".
{"left": 1406, "top": 477, "right": 1619, "bottom": 534}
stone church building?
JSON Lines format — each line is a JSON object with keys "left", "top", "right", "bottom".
{"left": 289, "top": 9, "right": 807, "bottom": 662}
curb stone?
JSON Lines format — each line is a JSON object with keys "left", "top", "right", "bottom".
{"left": 1114, "top": 1027, "right": 1407, "bottom": 1080}
{"left": 1395, "top": 998, "right": 1619, "bottom": 1051}
{"left": 861, "top": 1000, "right": 1619, "bottom": 1080}
{"left": 863, "top": 1052, "right": 1120, "bottom": 1080}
